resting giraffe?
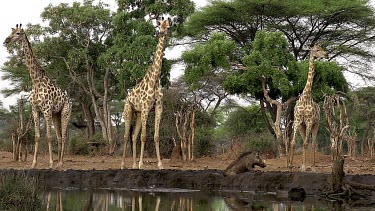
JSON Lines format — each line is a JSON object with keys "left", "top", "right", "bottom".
{"left": 288, "top": 44, "right": 328, "bottom": 171}
{"left": 4, "top": 24, "right": 72, "bottom": 169}
{"left": 121, "top": 18, "right": 172, "bottom": 170}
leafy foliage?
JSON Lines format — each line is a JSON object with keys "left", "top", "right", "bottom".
{"left": 185, "top": 0, "right": 375, "bottom": 80}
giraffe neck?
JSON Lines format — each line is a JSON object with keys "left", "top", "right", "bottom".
{"left": 20, "top": 34, "right": 48, "bottom": 84}
{"left": 301, "top": 52, "right": 315, "bottom": 101}
{"left": 144, "top": 34, "right": 167, "bottom": 86}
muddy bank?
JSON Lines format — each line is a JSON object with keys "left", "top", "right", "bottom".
{"left": 1, "top": 169, "right": 375, "bottom": 195}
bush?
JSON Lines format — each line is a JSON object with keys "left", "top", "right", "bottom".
{"left": 194, "top": 127, "right": 214, "bottom": 157}
{"left": 0, "top": 172, "right": 43, "bottom": 211}
{"left": 245, "top": 133, "right": 277, "bottom": 158}
{"left": 69, "top": 132, "right": 90, "bottom": 155}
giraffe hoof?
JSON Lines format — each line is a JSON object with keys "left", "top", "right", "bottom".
{"left": 120, "top": 163, "right": 125, "bottom": 170}
{"left": 55, "top": 163, "right": 63, "bottom": 170}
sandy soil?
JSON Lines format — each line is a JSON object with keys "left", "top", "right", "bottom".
{"left": 1, "top": 150, "right": 375, "bottom": 175}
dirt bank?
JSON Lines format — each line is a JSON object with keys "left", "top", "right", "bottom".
{"left": 2, "top": 150, "right": 375, "bottom": 196}
{"left": 1, "top": 168, "right": 375, "bottom": 196}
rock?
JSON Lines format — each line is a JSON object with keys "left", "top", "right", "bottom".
{"left": 288, "top": 187, "right": 306, "bottom": 201}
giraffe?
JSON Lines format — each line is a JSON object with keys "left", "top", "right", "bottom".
{"left": 121, "top": 17, "right": 172, "bottom": 170}
{"left": 288, "top": 44, "right": 328, "bottom": 172}
{"left": 4, "top": 24, "right": 72, "bottom": 169}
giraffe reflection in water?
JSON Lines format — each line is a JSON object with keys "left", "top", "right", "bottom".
{"left": 44, "top": 190, "right": 351, "bottom": 210}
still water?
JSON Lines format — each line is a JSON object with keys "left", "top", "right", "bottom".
{"left": 44, "top": 188, "right": 374, "bottom": 211}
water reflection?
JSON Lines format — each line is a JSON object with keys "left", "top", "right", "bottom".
{"left": 44, "top": 189, "right": 373, "bottom": 211}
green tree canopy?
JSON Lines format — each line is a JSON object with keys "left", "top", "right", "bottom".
{"left": 184, "top": 0, "right": 375, "bottom": 81}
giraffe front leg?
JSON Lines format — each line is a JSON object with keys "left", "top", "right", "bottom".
{"left": 44, "top": 112, "right": 54, "bottom": 169}
{"left": 288, "top": 128, "right": 298, "bottom": 169}
{"left": 121, "top": 103, "right": 134, "bottom": 169}
{"left": 139, "top": 110, "right": 150, "bottom": 169}
{"left": 311, "top": 124, "right": 319, "bottom": 172}
{"left": 31, "top": 110, "right": 40, "bottom": 168}
{"left": 131, "top": 113, "right": 142, "bottom": 169}
{"left": 154, "top": 97, "right": 163, "bottom": 169}
{"left": 58, "top": 101, "right": 72, "bottom": 169}
{"left": 52, "top": 114, "right": 62, "bottom": 169}
{"left": 302, "top": 125, "right": 312, "bottom": 172}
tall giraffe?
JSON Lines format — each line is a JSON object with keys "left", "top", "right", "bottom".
{"left": 4, "top": 24, "right": 72, "bottom": 169}
{"left": 121, "top": 18, "right": 171, "bottom": 170}
{"left": 288, "top": 44, "right": 328, "bottom": 171}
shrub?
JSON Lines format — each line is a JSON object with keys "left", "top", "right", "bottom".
{"left": 0, "top": 172, "right": 43, "bottom": 211}
{"left": 195, "top": 127, "right": 214, "bottom": 157}
{"left": 69, "top": 132, "right": 90, "bottom": 155}
{"left": 245, "top": 133, "right": 277, "bottom": 158}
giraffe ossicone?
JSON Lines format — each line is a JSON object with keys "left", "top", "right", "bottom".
{"left": 121, "top": 18, "right": 172, "bottom": 170}
{"left": 288, "top": 44, "right": 328, "bottom": 172}
{"left": 4, "top": 24, "right": 72, "bottom": 169}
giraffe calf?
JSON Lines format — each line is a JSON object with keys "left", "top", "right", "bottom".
{"left": 224, "top": 151, "right": 266, "bottom": 176}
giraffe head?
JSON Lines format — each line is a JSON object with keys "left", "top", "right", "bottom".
{"left": 157, "top": 17, "right": 172, "bottom": 35}
{"left": 4, "top": 24, "right": 24, "bottom": 45}
{"left": 310, "top": 44, "right": 328, "bottom": 59}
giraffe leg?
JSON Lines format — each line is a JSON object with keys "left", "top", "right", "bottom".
{"left": 289, "top": 119, "right": 303, "bottom": 169}
{"left": 311, "top": 123, "right": 319, "bottom": 172}
{"left": 31, "top": 110, "right": 40, "bottom": 168}
{"left": 44, "top": 111, "right": 54, "bottom": 168}
{"left": 59, "top": 100, "right": 72, "bottom": 169}
{"left": 289, "top": 126, "right": 298, "bottom": 169}
{"left": 154, "top": 95, "right": 163, "bottom": 169}
{"left": 131, "top": 113, "right": 142, "bottom": 169}
{"left": 121, "top": 102, "right": 133, "bottom": 169}
{"left": 52, "top": 113, "right": 62, "bottom": 169}
{"left": 302, "top": 124, "right": 312, "bottom": 172}
{"left": 139, "top": 110, "right": 150, "bottom": 169}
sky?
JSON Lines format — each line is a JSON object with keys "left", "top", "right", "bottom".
{"left": 0, "top": 0, "right": 373, "bottom": 110}
{"left": 0, "top": 0, "right": 207, "bottom": 109}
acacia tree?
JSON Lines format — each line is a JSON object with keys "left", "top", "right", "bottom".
{"left": 109, "top": 0, "right": 195, "bottom": 157}
{"left": 351, "top": 87, "right": 375, "bottom": 154}
{"left": 182, "top": 0, "right": 365, "bottom": 155}
{"left": 184, "top": 0, "right": 375, "bottom": 81}
{"left": 1, "top": 1, "right": 116, "bottom": 152}
{"left": 39, "top": 1, "right": 118, "bottom": 153}
{"left": 112, "top": 0, "right": 195, "bottom": 93}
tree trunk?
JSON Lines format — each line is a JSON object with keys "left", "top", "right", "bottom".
{"left": 82, "top": 102, "right": 95, "bottom": 142}
{"left": 189, "top": 108, "right": 196, "bottom": 161}
{"left": 331, "top": 157, "right": 345, "bottom": 193}
{"left": 65, "top": 57, "right": 114, "bottom": 155}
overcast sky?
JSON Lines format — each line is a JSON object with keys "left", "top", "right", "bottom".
{"left": 0, "top": 0, "right": 373, "bottom": 109}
